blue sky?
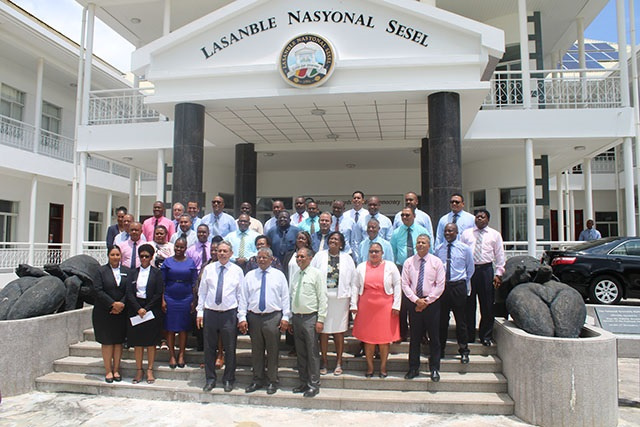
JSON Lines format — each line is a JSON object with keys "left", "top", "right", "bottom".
{"left": 10, "top": 0, "right": 640, "bottom": 71}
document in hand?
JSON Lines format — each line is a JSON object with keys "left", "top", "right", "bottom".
{"left": 130, "top": 310, "right": 155, "bottom": 326}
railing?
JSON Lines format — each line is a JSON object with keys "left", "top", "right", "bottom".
{"left": 483, "top": 69, "right": 621, "bottom": 110}
{"left": 88, "top": 87, "right": 163, "bottom": 125}
{"left": 0, "top": 240, "right": 582, "bottom": 272}
{"left": 1, "top": 115, "right": 35, "bottom": 152}
{"left": 39, "top": 129, "right": 74, "bottom": 162}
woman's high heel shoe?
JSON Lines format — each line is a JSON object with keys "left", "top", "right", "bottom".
{"left": 146, "top": 368, "right": 155, "bottom": 384}
{"left": 132, "top": 369, "right": 144, "bottom": 384}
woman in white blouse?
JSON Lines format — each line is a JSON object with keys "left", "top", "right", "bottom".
{"left": 126, "top": 244, "right": 164, "bottom": 384}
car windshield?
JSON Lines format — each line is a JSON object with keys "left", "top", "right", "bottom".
{"left": 566, "top": 237, "right": 620, "bottom": 253}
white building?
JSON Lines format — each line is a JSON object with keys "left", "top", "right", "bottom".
{"left": 0, "top": 0, "right": 638, "bottom": 268}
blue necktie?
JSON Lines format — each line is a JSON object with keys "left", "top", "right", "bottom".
{"left": 215, "top": 265, "right": 225, "bottom": 304}
{"left": 416, "top": 257, "right": 425, "bottom": 297}
{"left": 446, "top": 243, "right": 452, "bottom": 282}
{"left": 130, "top": 241, "right": 137, "bottom": 269}
{"left": 259, "top": 269, "right": 267, "bottom": 311}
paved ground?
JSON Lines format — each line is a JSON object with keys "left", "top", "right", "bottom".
{"left": 1, "top": 358, "right": 637, "bottom": 427}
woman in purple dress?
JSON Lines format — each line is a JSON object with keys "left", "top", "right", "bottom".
{"left": 160, "top": 237, "right": 197, "bottom": 368}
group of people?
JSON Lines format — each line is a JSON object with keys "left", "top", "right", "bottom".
{"left": 94, "top": 191, "right": 505, "bottom": 397}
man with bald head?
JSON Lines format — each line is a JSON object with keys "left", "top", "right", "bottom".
{"left": 393, "top": 192, "right": 433, "bottom": 239}
{"left": 142, "top": 200, "right": 176, "bottom": 241}
{"left": 120, "top": 221, "right": 144, "bottom": 269}
{"left": 225, "top": 213, "right": 260, "bottom": 269}
{"left": 172, "top": 202, "right": 185, "bottom": 231}
{"left": 202, "top": 196, "right": 237, "bottom": 238}
{"left": 114, "top": 213, "right": 147, "bottom": 246}
{"left": 263, "top": 200, "right": 285, "bottom": 236}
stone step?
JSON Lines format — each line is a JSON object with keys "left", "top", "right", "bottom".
{"left": 69, "top": 341, "right": 502, "bottom": 373}
{"left": 82, "top": 329, "right": 498, "bottom": 355}
{"left": 35, "top": 371, "right": 514, "bottom": 415}
{"left": 52, "top": 356, "right": 507, "bottom": 393}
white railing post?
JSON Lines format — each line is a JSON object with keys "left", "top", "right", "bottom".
{"left": 27, "top": 175, "right": 38, "bottom": 265}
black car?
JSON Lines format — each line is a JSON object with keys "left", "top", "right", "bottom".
{"left": 542, "top": 237, "right": 640, "bottom": 304}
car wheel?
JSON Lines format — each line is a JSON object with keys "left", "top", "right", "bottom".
{"left": 589, "top": 275, "right": 623, "bottom": 305}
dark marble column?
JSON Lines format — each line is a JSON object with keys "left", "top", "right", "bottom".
{"left": 173, "top": 103, "right": 205, "bottom": 209}
{"left": 425, "top": 92, "right": 461, "bottom": 222}
{"left": 234, "top": 143, "right": 257, "bottom": 217}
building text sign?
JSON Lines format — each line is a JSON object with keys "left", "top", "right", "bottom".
{"left": 594, "top": 306, "right": 640, "bottom": 334}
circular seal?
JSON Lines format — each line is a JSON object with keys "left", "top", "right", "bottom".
{"left": 279, "top": 34, "right": 335, "bottom": 88}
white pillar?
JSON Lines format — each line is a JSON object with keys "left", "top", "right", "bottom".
{"left": 129, "top": 167, "right": 137, "bottom": 220}
{"left": 557, "top": 172, "right": 565, "bottom": 241}
{"left": 156, "top": 149, "right": 165, "bottom": 201}
{"left": 617, "top": 0, "right": 631, "bottom": 107}
{"left": 76, "top": 3, "right": 96, "bottom": 254}
{"left": 136, "top": 169, "right": 142, "bottom": 220}
{"left": 569, "top": 184, "right": 576, "bottom": 239}
{"left": 33, "top": 58, "right": 44, "bottom": 154}
{"left": 525, "top": 139, "right": 536, "bottom": 255}
{"left": 517, "top": 0, "right": 531, "bottom": 109}
{"left": 163, "top": 0, "right": 171, "bottom": 36}
{"left": 584, "top": 158, "right": 594, "bottom": 222}
{"left": 564, "top": 172, "right": 571, "bottom": 239}
{"left": 27, "top": 175, "right": 38, "bottom": 264}
{"left": 623, "top": 137, "right": 637, "bottom": 235}
{"left": 630, "top": 0, "right": 640, "bottom": 232}
{"left": 70, "top": 6, "right": 87, "bottom": 256}
{"left": 577, "top": 18, "right": 586, "bottom": 68}
{"left": 106, "top": 191, "right": 113, "bottom": 232}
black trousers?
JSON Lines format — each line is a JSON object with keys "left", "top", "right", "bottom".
{"left": 465, "top": 263, "right": 495, "bottom": 342}
{"left": 439, "top": 280, "right": 469, "bottom": 356}
{"left": 408, "top": 299, "right": 441, "bottom": 372}
{"left": 203, "top": 308, "right": 238, "bottom": 383}
{"left": 397, "top": 264, "right": 409, "bottom": 340}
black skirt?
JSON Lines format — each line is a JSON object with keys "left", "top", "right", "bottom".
{"left": 92, "top": 306, "right": 127, "bottom": 345}
{"left": 127, "top": 297, "right": 163, "bottom": 347}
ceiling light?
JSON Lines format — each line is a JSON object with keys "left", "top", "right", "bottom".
{"left": 345, "top": 163, "right": 356, "bottom": 169}
{"left": 122, "top": 156, "right": 133, "bottom": 161}
{"left": 311, "top": 108, "right": 326, "bottom": 116}
{"left": 574, "top": 145, "right": 586, "bottom": 151}
{"left": 263, "top": 152, "right": 275, "bottom": 157}
{"left": 327, "top": 133, "right": 339, "bottom": 140}
{"left": 130, "top": 18, "right": 141, "bottom": 24}
{"left": 69, "top": 83, "right": 77, "bottom": 88}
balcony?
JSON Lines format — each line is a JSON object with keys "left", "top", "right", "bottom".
{"left": 88, "top": 87, "right": 164, "bottom": 125}
{"left": 482, "top": 69, "right": 621, "bottom": 110}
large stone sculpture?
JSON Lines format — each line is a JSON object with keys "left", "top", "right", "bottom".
{"left": 501, "top": 256, "right": 586, "bottom": 338}
{"left": 0, "top": 255, "right": 100, "bottom": 320}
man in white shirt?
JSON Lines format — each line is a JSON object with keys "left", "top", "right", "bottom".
{"left": 240, "top": 201, "right": 263, "bottom": 234}
{"left": 238, "top": 248, "right": 290, "bottom": 395}
{"left": 197, "top": 241, "right": 245, "bottom": 393}
{"left": 291, "top": 196, "right": 309, "bottom": 225}
{"left": 170, "top": 215, "right": 197, "bottom": 247}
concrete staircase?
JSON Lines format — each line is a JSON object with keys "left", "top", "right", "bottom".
{"left": 36, "top": 329, "right": 514, "bottom": 414}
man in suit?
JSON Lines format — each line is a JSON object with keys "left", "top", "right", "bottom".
{"left": 106, "top": 206, "right": 127, "bottom": 247}
{"left": 267, "top": 211, "right": 299, "bottom": 264}
{"left": 238, "top": 247, "right": 290, "bottom": 395}
{"left": 310, "top": 212, "right": 332, "bottom": 253}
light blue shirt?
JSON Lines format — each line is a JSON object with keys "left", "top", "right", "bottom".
{"left": 435, "top": 239, "right": 475, "bottom": 294}
{"left": 358, "top": 213, "right": 393, "bottom": 242}
{"left": 435, "top": 210, "right": 476, "bottom": 248}
{"left": 263, "top": 217, "right": 277, "bottom": 236}
{"left": 298, "top": 216, "right": 320, "bottom": 234}
{"left": 390, "top": 223, "right": 432, "bottom": 265}
{"left": 579, "top": 228, "right": 601, "bottom": 241}
{"left": 170, "top": 228, "right": 198, "bottom": 247}
{"left": 393, "top": 208, "right": 434, "bottom": 239}
{"left": 201, "top": 211, "right": 237, "bottom": 238}
{"left": 225, "top": 228, "right": 260, "bottom": 261}
{"left": 359, "top": 236, "right": 394, "bottom": 263}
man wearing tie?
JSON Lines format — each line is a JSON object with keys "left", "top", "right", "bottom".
{"left": 197, "top": 241, "right": 245, "bottom": 392}
{"left": 170, "top": 215, "right": 197, "bottom": 247}
{"left": 225, "top": 214, "right": 259, "bottom": 270}
{"left": 402, "top": 234, "right": 445, "bottom": 382}
{"left": 201, "top": 196, "right": 237, "bottom": 238}
{"left": 331, "top": 200, "right": 354, "bottom": 255}
{"left": 186, "top": 224, "right": 211, "bottom": 274}
{"left": 460, "top": 210, "right": 505, "bottom": 346}
{"left": 238, "top": 248, "right": 290, "bottom": 395}
{"left": 390, "top": 207, "right": 430, "bottom": 341}
{"left": 291, "top": 197, "right": 309, "bottom": 225}
{"left": 435, "top": 223, "right": 474, "bottom": 364}
{"left": 142, "top": 200, "right": 176, "bottom": 242}
{"left": 267, "top": 211, "right": 299, "bottom": 264}
{"left": 289, "top": 247, "right": 327, "bottom": 398}
{"left": 310, "top": 212, "right": 332, "bottom": 252}
{"left": 434, "top": 193, "right": 476, "bottom": 248}
{"left": 299, "top": 201, "right": 320, "bottom": 234}
{"left": 120, "top": 222, "right": 144, "bottom": 269}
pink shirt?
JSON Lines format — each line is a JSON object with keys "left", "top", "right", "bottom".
{"left": 460, "top": 225, "right": 506, "bottom": 276}
{"left": 120, "top": 238, "right": 142, "bottom": 269}
{"left": 401, "top": 253, "right": 445, "bottom": 305}
{"left": 142, "top": 216, "right": 176, "bottom": 242}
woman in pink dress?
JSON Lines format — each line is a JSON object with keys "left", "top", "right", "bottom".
{"left": 351, "top": 242, "right": 401, "bottom": 378}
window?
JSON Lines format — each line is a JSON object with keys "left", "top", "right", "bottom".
{"left": 256, "top": 197, "right": 293, "bottom": 224}
{"left": 470, "top": 190, "right": 486, "bottom": 214}
{"left": 1, "top": 84, "right": 25, "bottom": 121}
{"left": 0, "top": 199, "right": 18, "bottom": 243}
{"left": 500, "top": 187, "right": 527, "bottom": 241}
{"left": 595, "top": 212, "right": 618, "bottom": 238}
{"left": 41, "top": 101, "right": 61, "bottom": 134}
{"left": 610, "top": 240, "right": 640, "bottom": 256}
{"left": 88, "top": 211, "right": 103, "bottom": 242}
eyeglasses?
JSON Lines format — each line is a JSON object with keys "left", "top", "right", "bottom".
{"left": 450, "top": 200, "right": 461, "bottom": 204}
{"left": 400, "top": 214, "right": 411, "bottom": 218}
{"left": 369, "top": 250, "right": 381, "bottom": 253}
{"left": 212, "top": 200, "right": 222, "bottom": 204}
{"left": 139, "top": 254, "right": 151, "bottom": 259}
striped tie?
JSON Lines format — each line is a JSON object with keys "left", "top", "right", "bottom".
{"left": 416, "top": 257, "right": 425, "bottom": 297}
{"left": 473, "top": 230, "right": 484, "bottom": 264}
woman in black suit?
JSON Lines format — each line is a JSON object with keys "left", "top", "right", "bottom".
{"left": 92, "top": 245, "right": 133, "bottom": 383}
{"left": 127, "top": 244, "right": 164, "bottom": 384}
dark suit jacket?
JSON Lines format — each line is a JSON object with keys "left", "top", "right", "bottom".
{"left": 93, "top": 264, "right": 135, "bottom": 312}
{"left": 106, "top": 224, "right": 120, "bottom": 247}
{"left": 127, "top": 266, "right": 164, "bottom": 314}
{"left": 311, "top": 231, "right": 330, "bottom": 253}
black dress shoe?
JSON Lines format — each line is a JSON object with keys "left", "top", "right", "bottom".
{"left": 365, "top": 372, "right": 374, "bottom": 378}
{"left": 292, "top": 384, "right": 309, "bottom": 394}
{"left": 266, "top": 383, "right": 278, "bottom": 395}
{"left": 481, "top": 339, "right": 492, "bottom": 347}
{"left": 105, "top": 376, "right": 114, "bottom": 384}
{"left": 303, "top": 387, "right": 319, "bottom": 398}
{"left": 461, "top": 354, "right": 470, "bottom": 364}
{"left": 245, "top": 382, "right": 262, "bottom": 393}
{"left": 430, "top": 370, "right": 440, "bottom": 382}
{"left": 223, "top": 381, "right": 234, "bottom": 392}
{"left": 404, "top": 369, "right": 419, "bottom": 380}
{"left": 203, "top": 381, "right": 215, "bottom": 392}
{"left": 353, "top": 346, "right": 365, "bottom": 358}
